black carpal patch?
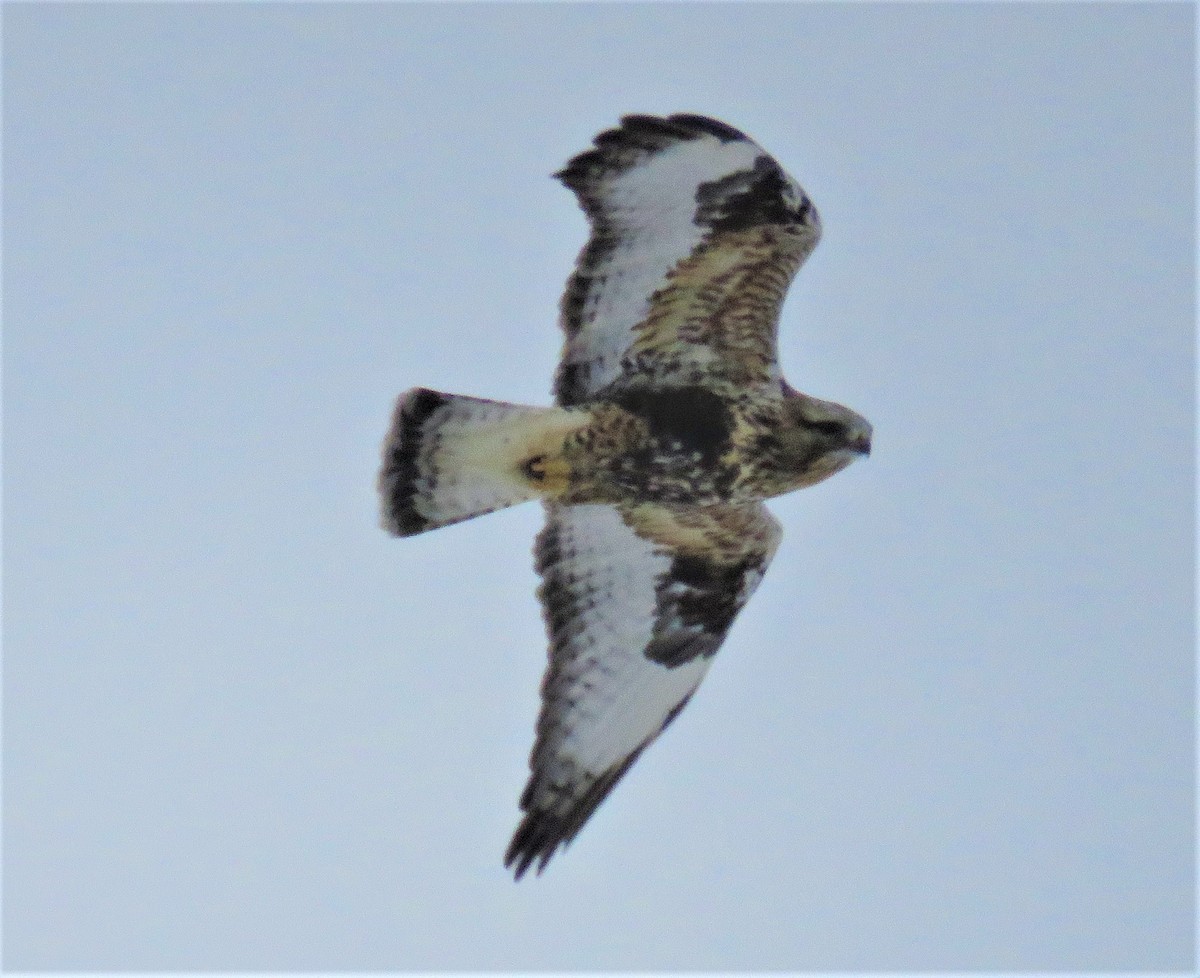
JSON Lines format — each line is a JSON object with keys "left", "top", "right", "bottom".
{"left": 695, "top": 155, "right": 797, "bottom": 233}
{"left": 645, "top": 625, "right": 720, "bottom": 668}
{"left": 378, "top": 387, "right": 448, "bottom": 536}
{"left": 645, "top": 555, "right": 760, "bottom": 667}
{"left": 608, "top": 385, "right": 732, "bottom": 461}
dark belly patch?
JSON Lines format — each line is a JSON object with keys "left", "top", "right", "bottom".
{"left": 606, "top": 385, "right": 733, "bottom": 462}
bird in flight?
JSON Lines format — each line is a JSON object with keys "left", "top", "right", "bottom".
{"left": 379, "top": 114, "right": 871, "bottom": 879}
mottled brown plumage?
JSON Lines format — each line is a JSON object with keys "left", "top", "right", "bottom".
{"left": 378, "top": 114, "right": 871, "bottom": 878}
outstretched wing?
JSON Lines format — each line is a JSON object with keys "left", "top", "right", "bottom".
{"left": 505, "top": 500, "right": 782, "bottom": 879}
{"left": 553, "top": 113, "right": 822, "bottom": 406}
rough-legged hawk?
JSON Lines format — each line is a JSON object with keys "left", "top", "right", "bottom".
{"left": 379, "top": 114, "right": 871, "bottom": 879}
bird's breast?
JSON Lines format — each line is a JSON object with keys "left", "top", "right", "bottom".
{"left": 557, "top": 388, "right": 787, "bottom": 506}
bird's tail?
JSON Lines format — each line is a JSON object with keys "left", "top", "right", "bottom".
{"left": 378, "top": 388, "right": 585, "bottom": 536}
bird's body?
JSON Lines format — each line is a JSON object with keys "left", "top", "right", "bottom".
{"left": 548, "top": 383, "right": 866, "bottom": 507}
{"left": 378, "top": 114, "right": 871, "bottom": 879}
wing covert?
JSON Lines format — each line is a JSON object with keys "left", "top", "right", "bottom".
{"left": 505, "top": 500, "right": 782, "bottom": 878}
{"left": 553, "top": 114, "right": 822, "bottom": 405}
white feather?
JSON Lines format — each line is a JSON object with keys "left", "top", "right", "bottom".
{"left": 562, "top": 134, "right": 765, "bottom": 394}
{"left": 537, "top": 504, "right": 710, "bottom": 776}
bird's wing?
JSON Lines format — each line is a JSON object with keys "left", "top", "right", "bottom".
{"left": 506, "top": 500, "right": 782, "bottom": 878}
{"left": 553, "top": 114, "right": 822, "bottom": 406}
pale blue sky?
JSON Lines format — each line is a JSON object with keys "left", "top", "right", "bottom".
{"left": 4, "top": 2, "right": 1194, "bottom": 971}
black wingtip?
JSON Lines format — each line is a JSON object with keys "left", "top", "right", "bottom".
{"left": 504, "top": 811, "right": 561, "bottom": 881}
{"left": 504, "top": 748, "right": 649, "bottom": 880}
{"left": 555, "top": 113, "right": 750, "bottom": 193}
{"left": 665, "top": 113, "right": 749, "bottom": 143}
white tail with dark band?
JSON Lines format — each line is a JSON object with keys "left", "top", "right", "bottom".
{"left": 378, "top": 388, "right": 582, "bottom": 536}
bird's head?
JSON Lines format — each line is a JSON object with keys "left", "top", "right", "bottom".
{"left": 778, "top": 389, "right": 872, "bottom": 487}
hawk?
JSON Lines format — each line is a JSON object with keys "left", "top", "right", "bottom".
{"left": 378, "top": 114, "right": 871, "bottom": 879}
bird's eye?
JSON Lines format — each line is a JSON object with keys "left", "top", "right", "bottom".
{"left": 808, "top": 420, "right": 844, "bottom": 438}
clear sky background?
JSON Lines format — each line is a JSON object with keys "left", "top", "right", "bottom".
{"left": 4, "top": 2, "right": 1194, "bottom": 972}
